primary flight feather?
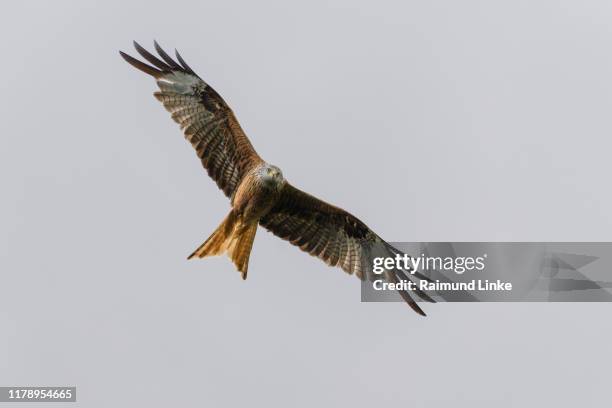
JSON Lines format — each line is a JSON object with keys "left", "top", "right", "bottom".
{"left": 120, "top": 41, "right": 434, "bottom": 315}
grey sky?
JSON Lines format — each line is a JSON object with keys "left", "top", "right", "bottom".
{"left": 1, "top": 1, "right": 611, "bottom": 406}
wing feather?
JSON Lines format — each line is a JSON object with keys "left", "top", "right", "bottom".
{"left": 153, "top": 40, "right": 182, "bottom": 70}
{"left": 260, "top": 183, "right": 434, "bottom": 315}
{"left": 121, "top": 42, "right": 262, "bottom": 198}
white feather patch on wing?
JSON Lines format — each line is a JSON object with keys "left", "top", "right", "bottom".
{"left": 156, "top": 71, "right": 206, "bottom": 95}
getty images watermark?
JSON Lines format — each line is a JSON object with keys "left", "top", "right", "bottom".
{"left": 370, "top": 251, "right": 513, "bottom": 292}
{"left": 362, "top": 242, "right": 612, "bottom": 302}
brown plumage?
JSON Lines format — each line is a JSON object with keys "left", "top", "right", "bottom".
{"left": 121, "top": 41, "right": 434, "bottom": 315}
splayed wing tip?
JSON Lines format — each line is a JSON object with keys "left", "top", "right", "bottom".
{"left": 133, "top": 40, "right": 173, "bottom": 71}
{"left": 120, "top": 50, "right": 163, "bottom": 77}
{"left": 154, "top": 40, "right": 182, "bottom": 70}
{"left": 175, "top": 48, "right": 196, "bottom": 76}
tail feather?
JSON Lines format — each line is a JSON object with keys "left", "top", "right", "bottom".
{"left": 188, "top": 211, "right": 257, "bottom": 279}
{"left": 228, "top": 224, "right": 257, "bottom": 279}
{"left": 187, "top": 211, "right": 237, "bottom": 259}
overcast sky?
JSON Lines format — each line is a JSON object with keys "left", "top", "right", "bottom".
{"left": 1, "top": 1, "right": 612, "bottom": 406}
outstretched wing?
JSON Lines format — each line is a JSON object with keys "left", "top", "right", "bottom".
{"left": 259, "top": 183, "right": 435, "bottom": 316}
{"left": 120, "top": 41, "right": 263, "bottom": 198}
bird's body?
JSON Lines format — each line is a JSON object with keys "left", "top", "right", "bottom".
{"left": 232, "top": 164, "right": 285, "bottom": 223}
{"left": 121, "top": 41, "right": 434, "bottom": 315}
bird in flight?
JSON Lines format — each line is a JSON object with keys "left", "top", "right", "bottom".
{"left": 120, "top": 41, "right": 434, "bottom": 315}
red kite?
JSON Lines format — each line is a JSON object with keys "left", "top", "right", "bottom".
{"left": 121, "top": 41, "right": 434, "bottom": 315}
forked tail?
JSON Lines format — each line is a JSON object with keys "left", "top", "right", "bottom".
{"left": 188, "top": 211, "right": 258, "bottom": 279}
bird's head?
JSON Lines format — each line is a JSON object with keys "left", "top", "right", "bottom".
{"left": 260, "top": 164, "right": 285, "bottom": 189}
